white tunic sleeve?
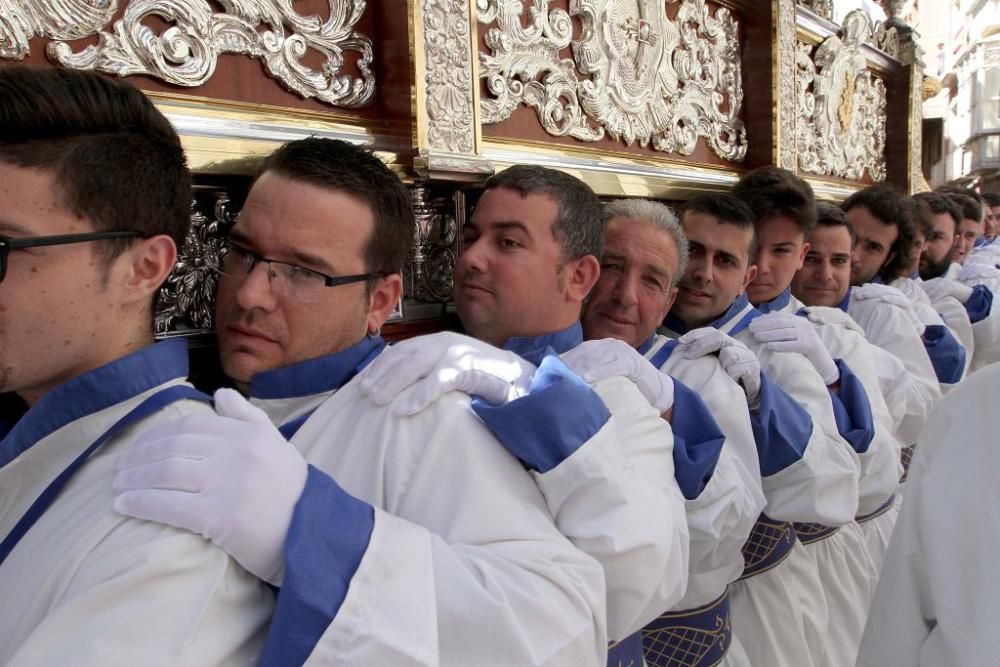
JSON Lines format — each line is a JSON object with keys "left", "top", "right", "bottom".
{"left": 849, "top": 299, "right": 942, "bottom": 444}
{"left": 295, "top": 388, "right": 608, "bottom": 666}
{"left": 532, "top": 375, "right": 689, "bottom": 639}
{"left": 736, "top": 331, "right": 861, "bottom": 525}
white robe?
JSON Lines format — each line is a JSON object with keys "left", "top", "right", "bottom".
{"left": 0, "top": 343, "right": 272, "bottom": 665}
{"left": 894, "top": 276, "right": 975, "bottom": 379}
{"left": 846, "top": 291, "right": 942, "bottom": 447}
{"left": 662, "top": 298, "right": 860, "bottom": 667}
{"left": 645, "top": 336, "right": 766, "bottom": 666}
{"left": 557, "top": 374, "right": 690, "bottom": 639}
{"left": 250, "top": 347, "right": 609, "bottom": 666}
{"left": 858, "top": 363, "right": 1000, "bottom": 666}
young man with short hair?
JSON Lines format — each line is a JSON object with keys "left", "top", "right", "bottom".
{"left": 113, "top": 141, "right": 609, "bottom": 665}
{"left": 839, "top": 185, "right": 942, "bottom": 444}
{"left": 0, "top": 66, "right": 272, "bottom": 663}
{"left": 732, "top": 168, "right": 897, "bottom": 667}
{"left": 664, "top": 191, "right": 860, "bottom": 667}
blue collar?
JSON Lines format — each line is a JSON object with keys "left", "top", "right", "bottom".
{"left": 663, "top": 293, "right": 759, "bottom": 336}
{"left": 637, "top": 334, "right": 659, "bottom": 356}
{"left": 836, "top": 288, "right": 852, "bottom": 313}
{"left": 910, "top": 271, "right": 919, "bottom": 280}
{"left": 0, "top": 339, "right": 190, "bottom": 470}
{"left": 249, "top": 336, "right": 386, "bottom": 400}
{"left": 503, "top": 323, "right": 583, "bottom": 365}
{"left": 755, "top": 288, "right": 793, "bottom": 314}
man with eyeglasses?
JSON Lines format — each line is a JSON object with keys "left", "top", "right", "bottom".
{"left": 112, "top": 138, "right": 607, "bottom": 664}
{"left": 0, "top": 66, "right": 273, "bottom": 663}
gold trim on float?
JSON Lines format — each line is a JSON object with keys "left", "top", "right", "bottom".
{"left": 483, "top": 138, "right": 743, "bottom": 199}
{"left": 147, "top": 92, "right": 406, "bottom": 177}
{"left": 145, "top": 90, "right": 394, "bottom": 132}
{"left": 409, "top": 0, "right": 429, "bottom": 152}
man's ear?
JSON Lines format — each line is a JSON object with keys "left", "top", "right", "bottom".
{"left": 797, "top": 241, "right": 810, "bottom": 270}
{"left": 366, "top": 273, "right": 403, "bottom": 335}
{"left": 565, "top": 254, "right": 601, "bottom": 304}
{"left": 117, "top": 235, "right": 177, "bottom": 305}
{"left": 740, "top": 264, "right": 759, "bottom": 292}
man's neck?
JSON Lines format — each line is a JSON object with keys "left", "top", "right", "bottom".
{"left": 19, "top": 332, "right": 155, "bottom": 407}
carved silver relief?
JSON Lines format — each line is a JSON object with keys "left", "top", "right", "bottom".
{"left": 778, "top": 0, "right": 798, "bottom": 170}
{"left": 423, "top": 0, "right": 476, "bottom": 155}
{"left": 796, "top": 10, "right": 886, "bottom": 181}
{"left": 155, "top": 195, "right": 233, "bottom": 335}
{"left": 478, "top": 0, "right": 747, "bottom": 162}
{"left": 796, "top": 0, "right": 833, "bottom": 22}
{"left": 1, "top": 0, "right": 374, "bottom": 108}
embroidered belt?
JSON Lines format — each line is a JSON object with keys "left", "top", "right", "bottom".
{"left": 900, "top": 444, "right": 916, "bottom": 482}
{"left": 792, "top": 522, "right": 840, "bottom": 545}
{"left": 856, "top": 495, "right": 896, "bottom": 524}
{"left": 737, "top": 514, "right": 797, "bottom": 581}
{"left": 640, "top": 592, "right": 732, "bottom": 667}
{"left": 606, "top": 631, "right": 645, "bottom": 667}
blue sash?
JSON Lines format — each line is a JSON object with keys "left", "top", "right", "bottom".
{"left": 856, "top": 495, "right": 896, "bottom": 523}
{"left": 900, "top": 444, "right": 916, "bottom": 482}
{"left": 738, "top": 513, "right": 797, "bottom": 580}
{"left": 641, "top": 592, "right": 732, "bottom": 667}
{"left": 792, "top": 521, "right": 840, "bottom": 545}
{"left": 0, "top": 384, "right": 210, "bottom": 567}
{"left": 606, "top": 632, "right": 645, "bottom": 667}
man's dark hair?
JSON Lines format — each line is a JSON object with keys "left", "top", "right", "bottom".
{"left": 907, "top": 195, "right": 934, "bottom": 238}
{"left": 981, "top": 192, "right": 1000, "bottom": 208}
{"left": 731, "top": 166, "right": 817, "bottom": 234}
{"left": 258, "top": 138, "right": 414, "bottom": 277}
{"left": 0, "top": 65, "right": 191, "bottom": 258}
{"left": 842, "top": 183, "right": 915, "bottom": 282}
{"left": 937, "top": 189, "right": 983, "bottom": 223}
{"left": 681, "top": 192, "right": 759, "bottom": 257}
{"left": 913, "top": 191, "right": 960, "bottom": 235}
{"left": 815, "top": 201, "right": 856, "bottom": 243}
{"left": 481, "top": 165, "right": 603, "bottom": 260}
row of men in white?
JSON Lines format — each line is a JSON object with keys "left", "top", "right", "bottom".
{"left": 1, "top": 66, "right": 996, "bottom": 666}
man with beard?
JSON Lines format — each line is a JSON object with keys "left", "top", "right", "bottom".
{"left": 581, "top": 198, "right": 765, "bottom": 666}
{"left": 920, "top": 190, "right": 1000, "bottom": 373}
{"left": 112, "top": 141, "right": 610, "bottom": 665}
{"left": 838, "top": 185, "right": 941, "bottom": 451}
{"left": 663, "top": 192, "right": 860, "bottom": 667}
{"left": 731, "top": 168, "right": 897, "bottom": 667}
{"left": 939, "top": 189, "right": 984, "bottom": 268}
{"left": 0, "top": 66, "right": 272, "bottom": 663}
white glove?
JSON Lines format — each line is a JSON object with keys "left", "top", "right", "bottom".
{"left": 893, "top": 278, "right": 925, "bottom": 305}
{"left": 852, "top": 283, "right": 925, "bottom": 335}
{"left": 113, "top": 389, "right": 308, "bottom": 585}
{"left": 748, "top": 312, "right": 840, "bottom": 385}
{"left": 357, "top": 331, "right": 535, "bottom": 416}
{"left": 560, "top": 338, "right": 674, "bottom": 413}
{"left": 678, "top": 327, "right": 762, "bottom": 405}
{"left": 801, "top": 306, "right": 867, "bottom": 336}
{"left": 921, "top": 277, "right": 974, "bottom": 305}
{"left": 958, "top": 262, "right": 1000, "bottom": 284}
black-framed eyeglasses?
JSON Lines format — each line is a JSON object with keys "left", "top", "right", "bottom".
{"left": 0, "top": 231, "right": 145, "bottom": 283}
{"left": 218, "top": 239, "right": 385, "bottom": 304}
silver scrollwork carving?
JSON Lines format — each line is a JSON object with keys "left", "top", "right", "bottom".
{"left": 155, "top": 196, "right": 233, "bottom": 334}
{"left": 778, "top": 0, "right": 797, "bottom": 170}
{"left": 1, "top": 0, "right": 375, "bottom": 108}
{"left": 479, "top": 0, "right": 747, "bottom": 162}
{"left": 797, "top": 0, "right": 833, "bottom": 22}
{"left": 796, "top": 10, "right": 887, "bottom": 181}
{"left": 423, "top": 0, "right": 476, "bottom": 154}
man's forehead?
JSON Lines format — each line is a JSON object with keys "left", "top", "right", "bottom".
{"left": 808, "top": 225, "right": 852, "bottom": 254}
{"left": 682, "top": 212, "right": 751, "bottom": 251}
